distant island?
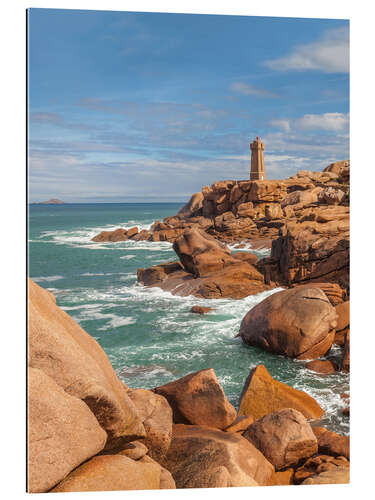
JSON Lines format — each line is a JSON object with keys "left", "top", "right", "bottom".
{"left": 31, "top": 199, "right": 65, "bottom": 205}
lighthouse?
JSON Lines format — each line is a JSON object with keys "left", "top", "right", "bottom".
{"left": 250, "top": 136, "right": 266, "bottom": 180}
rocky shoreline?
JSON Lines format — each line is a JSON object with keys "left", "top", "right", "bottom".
{"left": 28, "top": 160, "right": 350, "bottom": 491}
{"left": 28, "top": 277, "right": 349, "bottom": 492}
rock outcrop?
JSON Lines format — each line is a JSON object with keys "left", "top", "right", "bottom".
{"left": 162, "top": 424, "right": 274, "bottom": 488}
{"left": 138, "top": 230, "right": 270, "bottom": 299}
{"left": 172, "top": 228, "right": 235, "bottom": 277}
{"left": 239, "top": 287, "right": 337, "bottom": 360}
{"left": 91, "top": 226, "right": 139, "bottom": 242}
{"left": 238, "top": 365, "right": 323, "bottom": 420}
{"left": 127, "top": 160, "right": 350, "bottom": 300}
{"left": 154, "top": 368, "right": 237, "bottom": 429}
{"left": 28, "top": 279, "right": 145, "bottom": 450}
{"left": 88, "top": 161, "right": 349, "bottom": 303}
{"left": 243, "top": 408, "right": 318, "bottom": 470}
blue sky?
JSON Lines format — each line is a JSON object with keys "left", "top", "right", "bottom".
{"left": 28, "top": 9, "right": 349, "bottom": 202}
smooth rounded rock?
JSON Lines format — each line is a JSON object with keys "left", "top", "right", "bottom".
{"left": 239, "top": 287, "right": 337, "bottom": 359}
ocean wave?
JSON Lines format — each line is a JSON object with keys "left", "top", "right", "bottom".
{"left": 97, "top": 315, "right": 136, "bottom": 331}
{"left": 32, "top": 275, "right": 64, "bottom": 283}
{"left": 37, "top": 220, "right": 156, "bottom": 249}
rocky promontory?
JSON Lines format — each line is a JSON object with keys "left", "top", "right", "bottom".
{"left": 28, "top": 278, "right": 349, "bottom": 492}
{"left": 91, "top": 160, "right": 349, "bottom": 298}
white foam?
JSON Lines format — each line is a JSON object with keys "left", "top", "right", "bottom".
{"left": 119, "top": 255, "right": 136, "bottom": 260}
{"left": 229, "top": 241, "right": 271, "bottom": 257}
{"left": 61, "top": 303, "right": 103, "bottom": 311}
{"left": 97, "top": 315, "right": 136, "bottom": 331}
{"left": 37, "top": 219, "right": 158, "bottom": 249}
{"left": 32, "top": 275, "right": 64, "bottom": 283}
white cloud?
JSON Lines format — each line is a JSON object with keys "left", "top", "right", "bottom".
{"left": 269, "top": 112, "right": 349, "bottom": 133}
{"left": 296, "top": 112, "right": 349, "bottom": 132}
{"left": 230, "top": 82, "right": 279, "bottom": 98}
{"left": 264, "top": 26, "right": 349, "bottom": 73}
{"left": 269, "top": 119, "right": 291, "bottom": 132}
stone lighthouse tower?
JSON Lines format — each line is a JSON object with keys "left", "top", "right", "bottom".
{"left": 250, "top": 136, "right": 266, "bottom": 180}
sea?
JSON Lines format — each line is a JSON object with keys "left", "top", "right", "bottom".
{"left": 28, "top": 202, "right": 349, "bottom": 435}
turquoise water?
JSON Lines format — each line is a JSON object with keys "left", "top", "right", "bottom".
{"left": 28, "top": 203, "right": 349, "bottom": 434}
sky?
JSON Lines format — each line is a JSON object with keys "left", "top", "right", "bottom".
{"left": 28, "top": 9, "right": 349, "bottom": 203}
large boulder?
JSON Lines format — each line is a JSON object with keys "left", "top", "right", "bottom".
{"left": 172, "top": 228, "right": 235, "bottom": 277}
{"left": 127, "top": 389, "right": 173, "bottom": 461}
{"left": 50, "top": 455, "right": 161, "bottom": 492}
{"left": 243, "top": 408, "right": 318, "bottom": 470}
{"left": 238, "top": 365, "right": 323, "bottom": 420}
{"left": 324, "top": 160, "right": 350, "bottom": 176}
{"left": 162, "top": 424, "right": 274, "bottom": 488}
{"left": 28, "top": 367, "right": 107, "bottom": 493}
{"left": 154, "top": 368, "right": 236, "bottom": 429}
{"left": 239, "top": 287, "right": 337, "bottom": 360}
{"left": 28, "top": 279, "right": 145, "bottom": 450}
{"left": 178, "top": 192, "right": 204, "bottom": 217}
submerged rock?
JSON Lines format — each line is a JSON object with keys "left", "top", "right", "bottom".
{"left": 239, "top": 287, "right": 337, "bottom": 359}
{"left": 238, "top": 365, "right": 324, "bottom": 420}
{"left": 306, "top": 359, "right": 337, "bottom": 374}
{"left": 190, "top": 305, "right": 213, "bottom": 314}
